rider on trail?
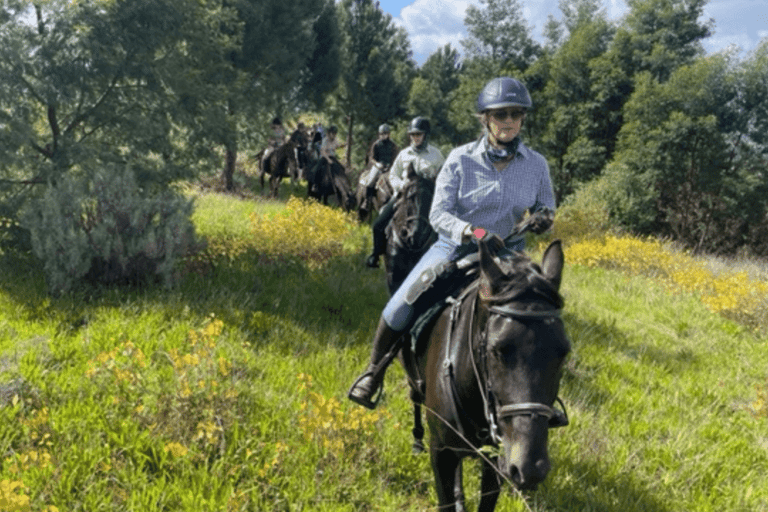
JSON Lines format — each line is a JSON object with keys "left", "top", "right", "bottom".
{"left": 349, "top": 78, "right": 557, "bottom": 409}
{"left": 360, "top": 124, "right": 399, "bottom": 209}
{"left": 365, "top": 117, "right": 445, "bottom": 269}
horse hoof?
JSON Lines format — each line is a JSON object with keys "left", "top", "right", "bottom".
{"left": 412, "top": 441, "right": 425, "bottom": 455}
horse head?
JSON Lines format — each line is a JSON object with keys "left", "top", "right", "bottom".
{"left": 476, "top": 237, "right": 570, "bottom": 490}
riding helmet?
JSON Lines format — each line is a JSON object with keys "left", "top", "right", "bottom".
{"left": 407, "top": 116, "right": 431, "bottom": 135}
{"left": 476, "top": 77, "right": 533, "bottom": 112}
{"left": 378, "top": 123, "right": 391, "bottom": 134}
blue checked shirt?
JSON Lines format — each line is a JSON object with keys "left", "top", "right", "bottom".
{"left": 430, "top": 136, "right": 556, "bottom": 245}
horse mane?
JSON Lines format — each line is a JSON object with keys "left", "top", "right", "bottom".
{"left": 484, "top": 252, "right": 564, "bottom": 310}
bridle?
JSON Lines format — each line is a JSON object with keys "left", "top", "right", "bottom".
{"left": 483, "top": 303, "right": 569, "bottom": 444}
{"left": 443, "top": 284, "right": 569, "bottom": 447}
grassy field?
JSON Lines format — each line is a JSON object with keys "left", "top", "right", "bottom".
{"left": 1, "top": 182, "right": 767, "bottom": 511}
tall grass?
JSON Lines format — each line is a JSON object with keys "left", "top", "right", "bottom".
{"left": 1, "top": 189, "right": 767, "bottom": 511}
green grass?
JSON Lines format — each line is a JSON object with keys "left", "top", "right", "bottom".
{"left": 1, "top": 189, "right": 767, "bottom": 511}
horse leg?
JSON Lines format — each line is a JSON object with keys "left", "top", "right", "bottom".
{"left": 431, "top": 444, "right": 464, "bottom": 511}
{"left": 478, "top": 457, "right": 501, "bottom": 512}
{"left": 454, "top": 461, "right": 466, "bottom": 512}
{"left": 411, "top": 403, "right": 425, "bottom": 454}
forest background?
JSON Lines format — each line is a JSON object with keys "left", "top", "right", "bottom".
{"left": 1, "top": 0, "right": 768, "bottom": 288}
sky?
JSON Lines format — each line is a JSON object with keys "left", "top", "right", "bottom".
{"left": 376, "top": 0, "right": 768, "bottom": 66}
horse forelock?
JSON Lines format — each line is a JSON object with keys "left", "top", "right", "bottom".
{"left": 484, "top": 253, "right": 564, "bottom": 309}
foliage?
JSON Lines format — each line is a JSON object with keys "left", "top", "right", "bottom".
{"left": 249, "top": 197, "right": 359, "bottom": 267}
{"left": 608, "top": 54, "right": 768, "bottom": 254}
{"left": 330, "top": 0, "right": 415, "bottom": 169}
{"left": 20, "top": 166, "right": 198, "bottom": 294}
{"left": 462, "top": 0, "right": 541, "bottom": 71}
{"left": 0, "top": 0, "right": 234, "bottom": 192}
{"left": 534, "top": 14, "right": 615, "bottom": 199}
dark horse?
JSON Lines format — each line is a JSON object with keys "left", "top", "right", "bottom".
{"left": 383, "top": 163, "right": 436, "bottom": 295}
{"left": 306, "top": 157, "right": 356, "bottom": 212}
{"left": 397, "top": 236, "right": 570, "bottom": 511}
{"left": 259, "top": 129, "right": 307, "bottom": 197}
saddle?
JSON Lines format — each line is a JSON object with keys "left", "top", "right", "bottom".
{"left": 408, "top": 252, "right": 481, "bottom": 355}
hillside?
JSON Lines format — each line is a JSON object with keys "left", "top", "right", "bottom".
{"left": 1, "top": 188, "right": 767, "bottom": 511}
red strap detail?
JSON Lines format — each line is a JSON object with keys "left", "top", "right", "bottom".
{"left": 472, "top": 227, "right": 487, "bottom": 240}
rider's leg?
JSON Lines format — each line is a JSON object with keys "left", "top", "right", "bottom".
{"left": 349, "top": 238, "right": 458, "bottom": 408}
{"left": 366, "top": 196, "right": 396, "bottom": 268}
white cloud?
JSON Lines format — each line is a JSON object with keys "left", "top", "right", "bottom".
{"left": 394, "top": 0, "right": 475, "bottom": 62}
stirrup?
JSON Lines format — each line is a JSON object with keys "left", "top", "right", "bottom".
{"left": 347, "top": 372, "right": 384, "bottom": 409}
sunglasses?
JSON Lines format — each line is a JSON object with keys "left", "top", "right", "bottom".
{"left": 489, "top": 109, "right": 526, "bottom": 122}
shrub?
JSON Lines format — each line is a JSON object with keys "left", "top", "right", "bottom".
{"left": 554, "top": 177, "right": 614, "bottom": 244}
{"left": 21, "top": 166, "right": 200, "bottom": 294}
{"left": 249, "top": 197, "right": 357, "bottom": 266}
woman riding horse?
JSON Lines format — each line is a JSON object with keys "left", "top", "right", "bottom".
{"left": 349, "top": 77, "right": 557, "bottom": 409}
{"left": 365, "top": 116, "right": 445, "bottom": 268}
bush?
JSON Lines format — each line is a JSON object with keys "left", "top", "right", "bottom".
{"left": 554, "top": 177, "right": 615, "bottom": 244}
{"left": 249, "top": 197, "right": 357, "bottom": 266}
{"left": 21, "top": 166, "right": 200, "bottom": 294}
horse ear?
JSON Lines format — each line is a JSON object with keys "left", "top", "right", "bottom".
{"left": 479, "top": 235, "right": 505, "bottom": 299}
{"left": 541, "top": 240, "right": 564, "bottom": 291}
{"left": 407, "top": 162, "right": 416, "bottom": 179}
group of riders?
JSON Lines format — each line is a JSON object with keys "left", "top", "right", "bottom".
{"left": 260, "top": 76, "right": 559, "bottom": 411}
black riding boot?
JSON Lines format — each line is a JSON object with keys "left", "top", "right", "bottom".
{"left": 366, "top": 198, "right": 395, "bottom": 268}
{"left": 348, "top": 317, "right": 404, "bottom": 409}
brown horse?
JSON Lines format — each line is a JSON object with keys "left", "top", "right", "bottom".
{"left": 260, "top": 129, "right": 307, "bottom": 197}
{"left": 399, "top": 236, "right": 570, "bottom": 511}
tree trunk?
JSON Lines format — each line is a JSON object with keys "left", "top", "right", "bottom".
{"left": 345, "top": 113, "right": 354, "bottom": 170}
{"left": 223, "top": 144, "right": 237, "bottom": 191}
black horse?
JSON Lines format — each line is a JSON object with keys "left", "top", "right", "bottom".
{"left": 383, "top": 163, "right": 436, "bottom": 295}
{"left": 259, "top": 129, "right": 307, "bottom": 197}
{"left": 397, "top": 235, "right": 570, "bottom": 511}
{"left": 306, "top": 156, "right": 356, "bottom": 212}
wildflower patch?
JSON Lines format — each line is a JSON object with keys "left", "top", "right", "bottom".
{"left": 567, "top": 235, "right": 768, "bottom": 331}
{"left": 249, "top": 197, "right": 357, "bottom": 266}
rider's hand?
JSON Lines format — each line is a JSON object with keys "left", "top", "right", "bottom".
{"left": 531, "top": 216, "right": 554, "bottom": 235}
{"left": 529, "top": 210, "right": 554, "bottom": 234}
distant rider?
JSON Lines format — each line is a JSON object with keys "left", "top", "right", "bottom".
{"left": 361, "top": 124, "right": 399, "bottom": 210}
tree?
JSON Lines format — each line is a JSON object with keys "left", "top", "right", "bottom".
{"left": 462, "top": 0, "right": 541, "bottom": 71}
{"left": 605, "top": 55, "right": 767, "bottom": 254}
{"left": 407, "top": 44, "right": 462, "bottom": 146}
{"left": 534, "top": 15, "right": 615, "bottom": 200}
{"left": 0, "top": 0, "right": 233, "bottom": 196}
{"left": 218, "top": 0, "right": 340, "bottom": 189}
{"left": 332, "top": 0, "right": 414, "bottom": 170}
